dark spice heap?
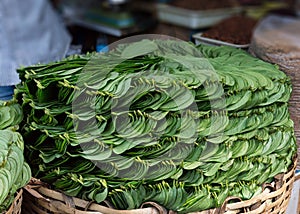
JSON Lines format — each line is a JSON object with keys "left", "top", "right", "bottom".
{"left": 170, "top": 0, "right": 239, "bottom": 10}
{"left": 202, "top": 16, "right": 258, "bottom": 45}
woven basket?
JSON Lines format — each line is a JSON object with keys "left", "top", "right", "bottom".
{"left": 4, "top": 189, "right": 23, "bottom": 214}
{"left": 21, "top": 158, "right": 297, "bottom": 214}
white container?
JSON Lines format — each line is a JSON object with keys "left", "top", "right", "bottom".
{"left": 156, "top": 3, "right": 242, "bottom": 29}
{"left": 192, "top": 32, "right": 250, "bottom": 49}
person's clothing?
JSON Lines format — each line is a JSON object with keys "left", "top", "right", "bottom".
{"left": 0, "top": 0, "right": 71, "bottom": 86}
{"left": 0, "top": 86, "right": 14, "bottom": 101}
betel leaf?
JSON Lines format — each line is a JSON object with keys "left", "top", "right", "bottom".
{"left": 121, "top": 39, "right": 158, "bottom": 59}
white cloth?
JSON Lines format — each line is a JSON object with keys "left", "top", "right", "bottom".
{"left": 0, "top": 0, "right": 71, "bottom": 86}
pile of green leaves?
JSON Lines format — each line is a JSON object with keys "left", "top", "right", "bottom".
{"left": 16, "top": 40, "right": 297, "bottom": 213}
{"left": 0, "top": 101, "right": 31, "bottom": 212}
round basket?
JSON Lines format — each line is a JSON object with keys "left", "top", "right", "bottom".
{"left": 4, "top": 189, "right": 23, "bottom": 214}
{"left": 22, "top": 159, "right": 297, "bottom": 214}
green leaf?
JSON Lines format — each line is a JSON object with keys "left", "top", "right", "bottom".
{"left": 121, "top": 40, "right": 158, "bottom": 59}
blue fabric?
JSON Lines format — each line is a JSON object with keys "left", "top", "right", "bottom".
{"left": 0, "top": 0, "right": 71, "bottom": 86}
{"left": 0, "top": 86, "right": 14, "bottom": 101}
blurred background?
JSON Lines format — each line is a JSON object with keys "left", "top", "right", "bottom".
{"left": 49, "top": 0, "right": 300, "bottom": 53}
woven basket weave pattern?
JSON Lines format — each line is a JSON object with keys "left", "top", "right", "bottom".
{"left": 4, "top": 189, "right": 23, "bottom": 214}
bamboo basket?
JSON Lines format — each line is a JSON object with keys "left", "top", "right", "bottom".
{"left": 21, "top": 158, "right": 297, "bottom": 214}
{"left": 3, "top": 189, "right": 23, "bottom": 214}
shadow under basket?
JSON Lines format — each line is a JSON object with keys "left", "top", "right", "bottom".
{"left": 21, "top": 158, "right": 297, "bottom": 214}
{"left": 4, "top": 189, "right": 23, "bottom": 214}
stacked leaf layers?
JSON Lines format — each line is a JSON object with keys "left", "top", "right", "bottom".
{"left": 0, "top": 100, "right": 31, "bottom": 212}
{"left": 16, "top": 40, "right": 297, "bottom": 213}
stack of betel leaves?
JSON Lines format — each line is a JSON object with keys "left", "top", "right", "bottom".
{"left": 0, "top": 100, "right": 31, "bottom": 212}
{"left": 15, "top": 39, "right": 297, "bottom": 213}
